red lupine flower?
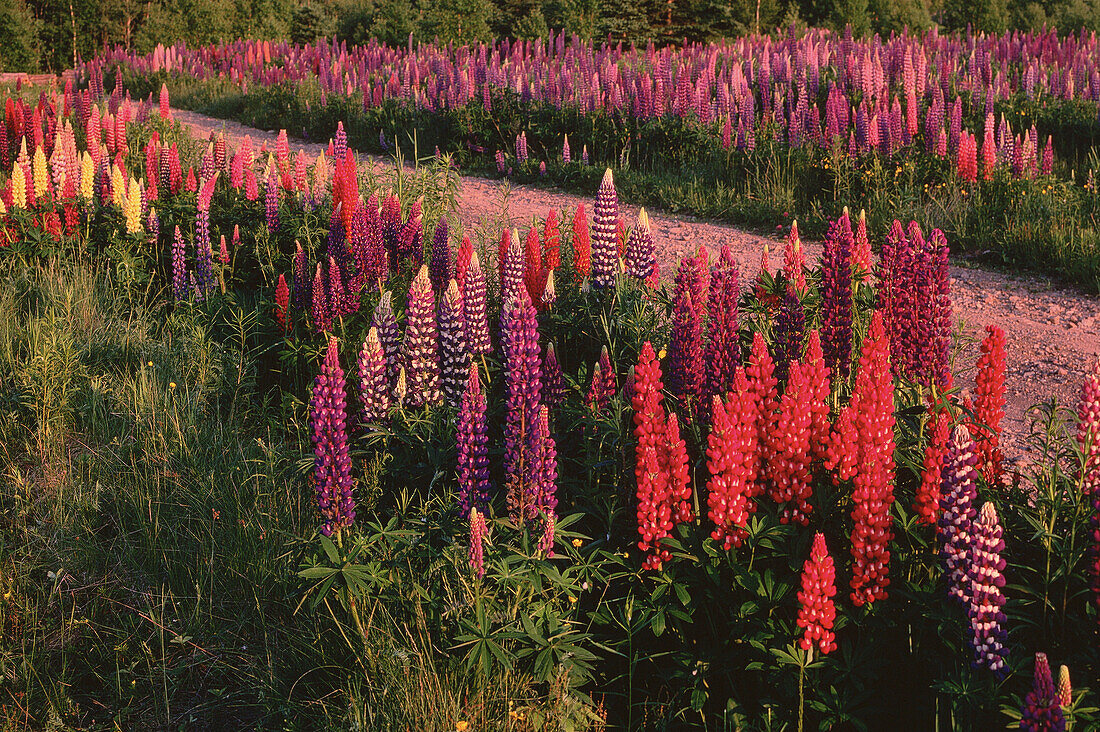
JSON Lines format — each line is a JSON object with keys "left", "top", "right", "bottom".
{"left": 973, "top": 325, "right": 1006, "bottom": 483}
{"left": 706, "top": 369, "right": 760, "bottom": 549}
{"left": 747, "top": 331, "right": 779, "bottom": 489}
{"left": 767, "top": 360, "right": 814, "bottom": 525}
{"left": 455, "top": 234, "right": 473, "bottom": 294}
{"left": 797, "top": 533, "right": 838, "bottom": 656}
{"left": 803, "top": 330, "right": 833, "bottom": 464}
{"left": 275, "top": 273, "right": 290, "bottom": 332}
{"left": 782, "top": 220, "right": 807, "bottom": 295}
{"left": 524, "top": 226, "right": 546, "bottom": 305}
{"left": 572, "top": 204, "right": 591, "bottom": 279}
{"left": 543, "top": 209, "right": 561, "bottom": 270}
{"left": 915, "top": 409, "right": 951, "bottom": 525}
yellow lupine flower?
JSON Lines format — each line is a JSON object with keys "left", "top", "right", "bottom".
{"left": 32, "top": 146, "right": 48, "bottom": 199}
{"left": 11, "top": 165, "right": 26, "bottom": 209}
{"left": 111, "top": 165, "right": 126, "bottom": 208}
{"left": 0, "top": 197, "right": 6, "bottom": 215}
{"left": 124, "top": 177, "right": 142, "bottom": 233}
{"left": 79, "top": 152, "right": 95, "bottom": 201}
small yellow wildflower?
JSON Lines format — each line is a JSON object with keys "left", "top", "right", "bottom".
{"left": 455, "top": 722, "right": 469, "bottom": 732}
{"left": 571, "top": 538, "right": 583, "bottom": 548}
{"left": 169, "top": 382, "right": 177, "bottom": 390}
{"left": 657, "top": 348, "right": 667, "bottom": 360}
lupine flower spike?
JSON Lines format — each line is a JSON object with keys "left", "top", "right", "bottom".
{"left": 468, "top": 507, "right": 489, "bottom": 579}
{"left": 968, "top": 502, "right": 1008, "bottom": 677}
{"left": 1019, "top": 653, "right": 1066, "bottom": 732}
{"left": 357, "top": 327, "right": 389, "bottom": 426}
{"left": 591, "top": 168, "right": 619, "bottom": 288}
{"left": 310, "top": 337, "right": 356, "bottom": 537}
{"left": 973, "top": 325, "right": 1006, "bottom": 483}
{"left": 457, "top": 362, "right": 490, "bottom": 515}
{"left": 797, "top": 533, "right": 838, "bottom": 656}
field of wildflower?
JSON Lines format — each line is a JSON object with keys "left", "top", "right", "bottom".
{"left": 90, "top": 28, "right": 1100, "bottom": 292}
{"left": 0, "top": 42, "right": 1097, "bottom": 731}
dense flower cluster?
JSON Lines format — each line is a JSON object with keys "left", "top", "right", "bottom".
{"left": 796, "top": 533, "right": 838, "bottom": 656}
{"left": 968, "top": 501, "right": 1008, "bottom": 677}
{"left": 457, "top": 363, "right": 490, "bottom": 516}
{"left": 939, "top": 425, "right": 980, "bottom": 605}
{"left": 703, "top": 245, "right": 739, "bottom": 403}
{"left": 705, "top": 370, "right": 760, "bottom": 549}
{"left": 310, "top": 337, "right": 356, "bottom": 537}
{"left": 623, "top": 208, "right": 655, "bottom": 281}
{"left": 915, "top": 409, "right": 951, "bottom": 525}
{"left": 502, "top": 288, "right": 545, "bottom": 525}
{"left": 1019, "top": 653, "right": 1066, "bottom": 732}
{"left": 973, "top": 325, "right": 1007, "bottom": 482}
{"left": 591, "top": 168, "right": 619, "bottom": 288}
{"left": 401, "top": 267, "right": 443, "bottom": 408}
{"left": 819, "top": 212, "right": 854, "bottom": 378}
{"left": 439, "top": 279, "right": 469, "bottom": 407}
{"left": 357, "top": 327, "right": 389, "bottom": 426}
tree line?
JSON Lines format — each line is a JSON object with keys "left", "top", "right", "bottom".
{"left": 1, "top": 0, "right": 1099, "bottom": 73}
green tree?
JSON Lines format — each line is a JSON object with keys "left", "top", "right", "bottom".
{"left": 422, "top": 0, "right": 494, "bottom": 43}
{"left": 0, "top": 0, "right": 41, "bottom": 72}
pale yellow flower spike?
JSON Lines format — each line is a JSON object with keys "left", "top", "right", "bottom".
{"left": 32, "top": 146, "right": 48, "bottom": 199}
{"left": 11, "top": 165, "right": 26, "bottom": 209}
{"left": 79, "top": 152, "right": 95, "bottom": 201}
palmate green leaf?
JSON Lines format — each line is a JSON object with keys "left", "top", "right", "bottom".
{"left": 297, "top": 566, "right": 338, "bottom": 580}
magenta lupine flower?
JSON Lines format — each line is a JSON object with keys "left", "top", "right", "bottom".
{"left": 502, "top": 287, "right": 544, "bottom": 526}
{"left": 562, "top": 134, "right": 571, "bottom": 163}
{"left": 667, "top": 257, "right": 705, "bottom": 418}
{"left": 703, "top": 245, "right": 739, "bottom": 402}
{"left": 171, "top": 224, "right": 187, "bottom": 302}
{"left": 1079, "top": 359, "right": 1100, "bottom": 620}
{"left": 529, "top": 403, "right": 558, "bottom": 517}
{"left": 360, "top": 195, "right": 386, "bottom": 285}
{"left": 310, "top": 337, "right": 356, "bottom": 537}
{"left": 1020, "top": 653, "right": 1067, "bottom": 732}
{"left": 400, "top": 266, "right": 442, "bottom": 409}
{"left": 357, "top": 326, "right": 389, "bottom": 426}
{"left": 439, "top": 279, "right": 469, "bottom": 408}
{"left": 194, "top": 176, "right": 217, "bottom": 299}
{"left": 334, "top": 121, "right": 347, "bottom": 161}
{"left": 468, "top": 507, "right": 489, "bottom": 579}
{"left": 624, "top": 208, "right": 655, "bottom": 281}
{"left": 500, "top": 230, "right": 526, "bottom": 306}
{"left": 586, "top": 347, "right": 617, "bottom": 413}
{"left": 372, "top": 291, "right": 401, "bottom": 387}
{"left": 457, "top": 362, "right": 491, "bottom": 516}
{"left": 380, "top": 193, "right": 401, "bottom": 253}
{"left": 516, "top": 131, "right": 528, "bottom": 163}
{"left": 292, "top": 241, "right": 310, "bottom": 310}
{"left": 265, "top": 168, "right": 279, "bottom": 232}
{"left": 218, "top": 234, "right": 229, "bottom": 265}
{"left": 463, "top": 251, "right": 491, "bottom": 356}
{"left": 496, "top": 150, "right": 506, "bottom": 173}
{"left": 968, "top": 501, "right": 1008, "bottom": 677}
{"left": 311, "top": 263, "right": 331, "bottom": 333}
{"left": 774, "top": 286, "right": 805, "bottom": 384}
{"left": 542, "top": 342, "right": 565, "bottom": 407}
{"left": 591, "top": 168, "right": 619, "bottom": 288}
{"left": 327, "top": 256, "right": 348, "bottom": 319}
{"left": 820, "top": 211, "right": 854, "bottom": 378}
{"left": 396, "top": 205, "right": 424, "bottom": 269}
{"left": 581, "top": 145, "right": 589, "bottom": 165}
{"left": 1042, "top": 136, "right": 1054, "bottom": 175}
{"left": 939, "top": 425, "right": 980, "bottom": 605}
{"left": 429, "top": 217, "right": 452, "bottom": 297}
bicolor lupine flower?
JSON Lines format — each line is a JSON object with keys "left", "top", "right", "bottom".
{"left": 820, "top": 211, "right": 854, "bottom": 378}
{"left": 797, "top": 533, "right": 838, "bottom": 656}
{"left": 500, "top": 230, "right": 525, "bottom": 306}
{"left": 974, "top": 325, "right": 1006, "bottom": 483}
{"left": 171, "top": 225, "right": 187, "bottom": 302}
{"left": 194, "top": 174, "right": 218, "bottom": 298}
{"left": 704, "top": 246, "right": 740, "bottom": 402}
{"left": 457, "top": 363, "right": 490, "bottom": 515}
{"left": 939, "top": 425, "right": 980, "bottom": 605}
{"left": 542, "top": 342, "right": 565, "bottom": 407}
{"left": 624, "top": 208, "right": 655, "bottom": 281}
{"left": 706, "top": 370, "right": 760, "bottom": 549}
{"left": 372, "top": 291, "right": 401, "bottom": 387}
{"left": 429, "top": 217, "right": 451, "bottom": 296}
{"left": 439, "top": 279, "right": 469, "bottom": 407}
{"left": 357, "top": 326, "right": 389, "bottom": 426}
{"left": 502, "top": 288, "right": 544, "bottom": 526}
{"left": 591, "top": 168, "right": 619, "bottom": 288}
{"left": 968, "top": 501, "right": 1008, "bottom": 677}
{"left": 782, "top": 220, "right": 807, "bottom": 294}
{"left": 1019, "top": 653, "right": 1066, "bottom": 732}
{"left": 915, "top": 409, "right": 951, "bottom": 525}
{"left": 400, "top": 266, "right": 442, "bottom": 409}
{"left": 468, "top": 507, "right": 489, "bottom": 579}
{"left": 572, "top": 204, "right": 591, "bottom": 280}
{"left": 464, "top": 252, "right": 491, "bottom": 356}
{"left": 310, "top": 337, "right": 356, "bottom": 537}
{"left": 396, "top": 201, "right": 424, "bottom": 268}
{"left": 275, "top": 274, "right": 290, "bottom": 332}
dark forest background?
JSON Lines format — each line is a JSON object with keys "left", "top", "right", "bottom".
{"left": 1, "top": 0, "right": 1099, "bottom": 73}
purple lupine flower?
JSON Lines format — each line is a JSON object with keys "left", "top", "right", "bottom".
{"left": 400, "top": 266, "right": 442, "bottom": 409}
{"left": 439, "top": 279, "right": 469, "bottom": 407}
{"left": 327, "top": 256, "right": 347, "bottom": 319}
{"left": 310, "top": 337, "right": 356, "bottom": 537}
{"left": 774, "top": 285, "right": 805, "bottom": 384}
{"left": 147, "top": 209, "right": 159, "bottom": 249}
{"left": 624, "top": 208, "right": 655, "bottom": 281}
{"left": 591, "top": 169, "right": 619, "bottom": 288}
{"left": 968, "top": 501, "right": 1008, "bottom": 678}
{"left": 464, "top": 251, "right": 491, "bottom": 356}
{"left": 468, "top": 507, "right": 489, "bottom": 579}
{"left": 820, "top": 211, "right": 854, "bottom": 378}
{"left": 502, "top": 287, "right": 543, "bottom": 526}
{"left": 1042, "top": 135, "right": 1054, "bottom": 175}
{"left": 703, "top": 245, "right": 739, "bottom": 402}
{"left": 457, "top": 362, "right": 491, "bottom": 516}
{"left": 395, "top": 203, "right": 423, "bottom": 269}
{"left": 357, "top": 326, "right": 389, "bottom": 426}
{"left": 378, "top": 128, "right": 388, "bottom": 152}
{"left": 939, "top": 425, "right": 980, "bottom": 605}
{"left": 667, "top": 257, "right": 705, "bottom": 418}
{"left": 194, "top": 179, "right": 216, "bottom": 300}
{"left": 500, "top": 229, "right": 525, "bottom": 306}
{"left": 380, "top": 193, "right": 401, "bottom": 254}
{"left": 562, "top": 134, "right": 571, "bottom": 163}
{"left": 516, "top": 131, "right": 528, "bottom": 163}
{"left": 334, "top": 121, "right": 347, "bottom": 161}
{"left": 496, "top": 150, "right": 506, "bottom": 173}
{"left": 171, "top": 224, "right": 187, "bottom": 302}
{"left": 542, "top": 342, "right": 565, "bottom": 407}
{"left": 927, "top": 230, "right": 953, "bottom": 391}
{"left": 311, "top": 263, "right": 331, "bottom": 333}
{"left": 362, "top": 194, "right": 387, "bottom": 285}
{"left": 265, "top": 168, "right": 279, "bottom": 232}
{"left": 530, "top": 404, "right": 557, "bottom": 551}
{"left": 429, "top": 217, "right": 452, "bottom": 297}
{"left": 581, "top": 145, "right": 589, "bottom": 165}
{"left": 1020, "top": 653, "right": 1066, "bottom": 732}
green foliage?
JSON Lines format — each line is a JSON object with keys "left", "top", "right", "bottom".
{"left": 0, "top": 0, "right": 40, "bottom": 72}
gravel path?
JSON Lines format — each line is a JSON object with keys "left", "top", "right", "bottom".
{"left": 172, "top": 109, "right": 1100, "bottom": 458}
